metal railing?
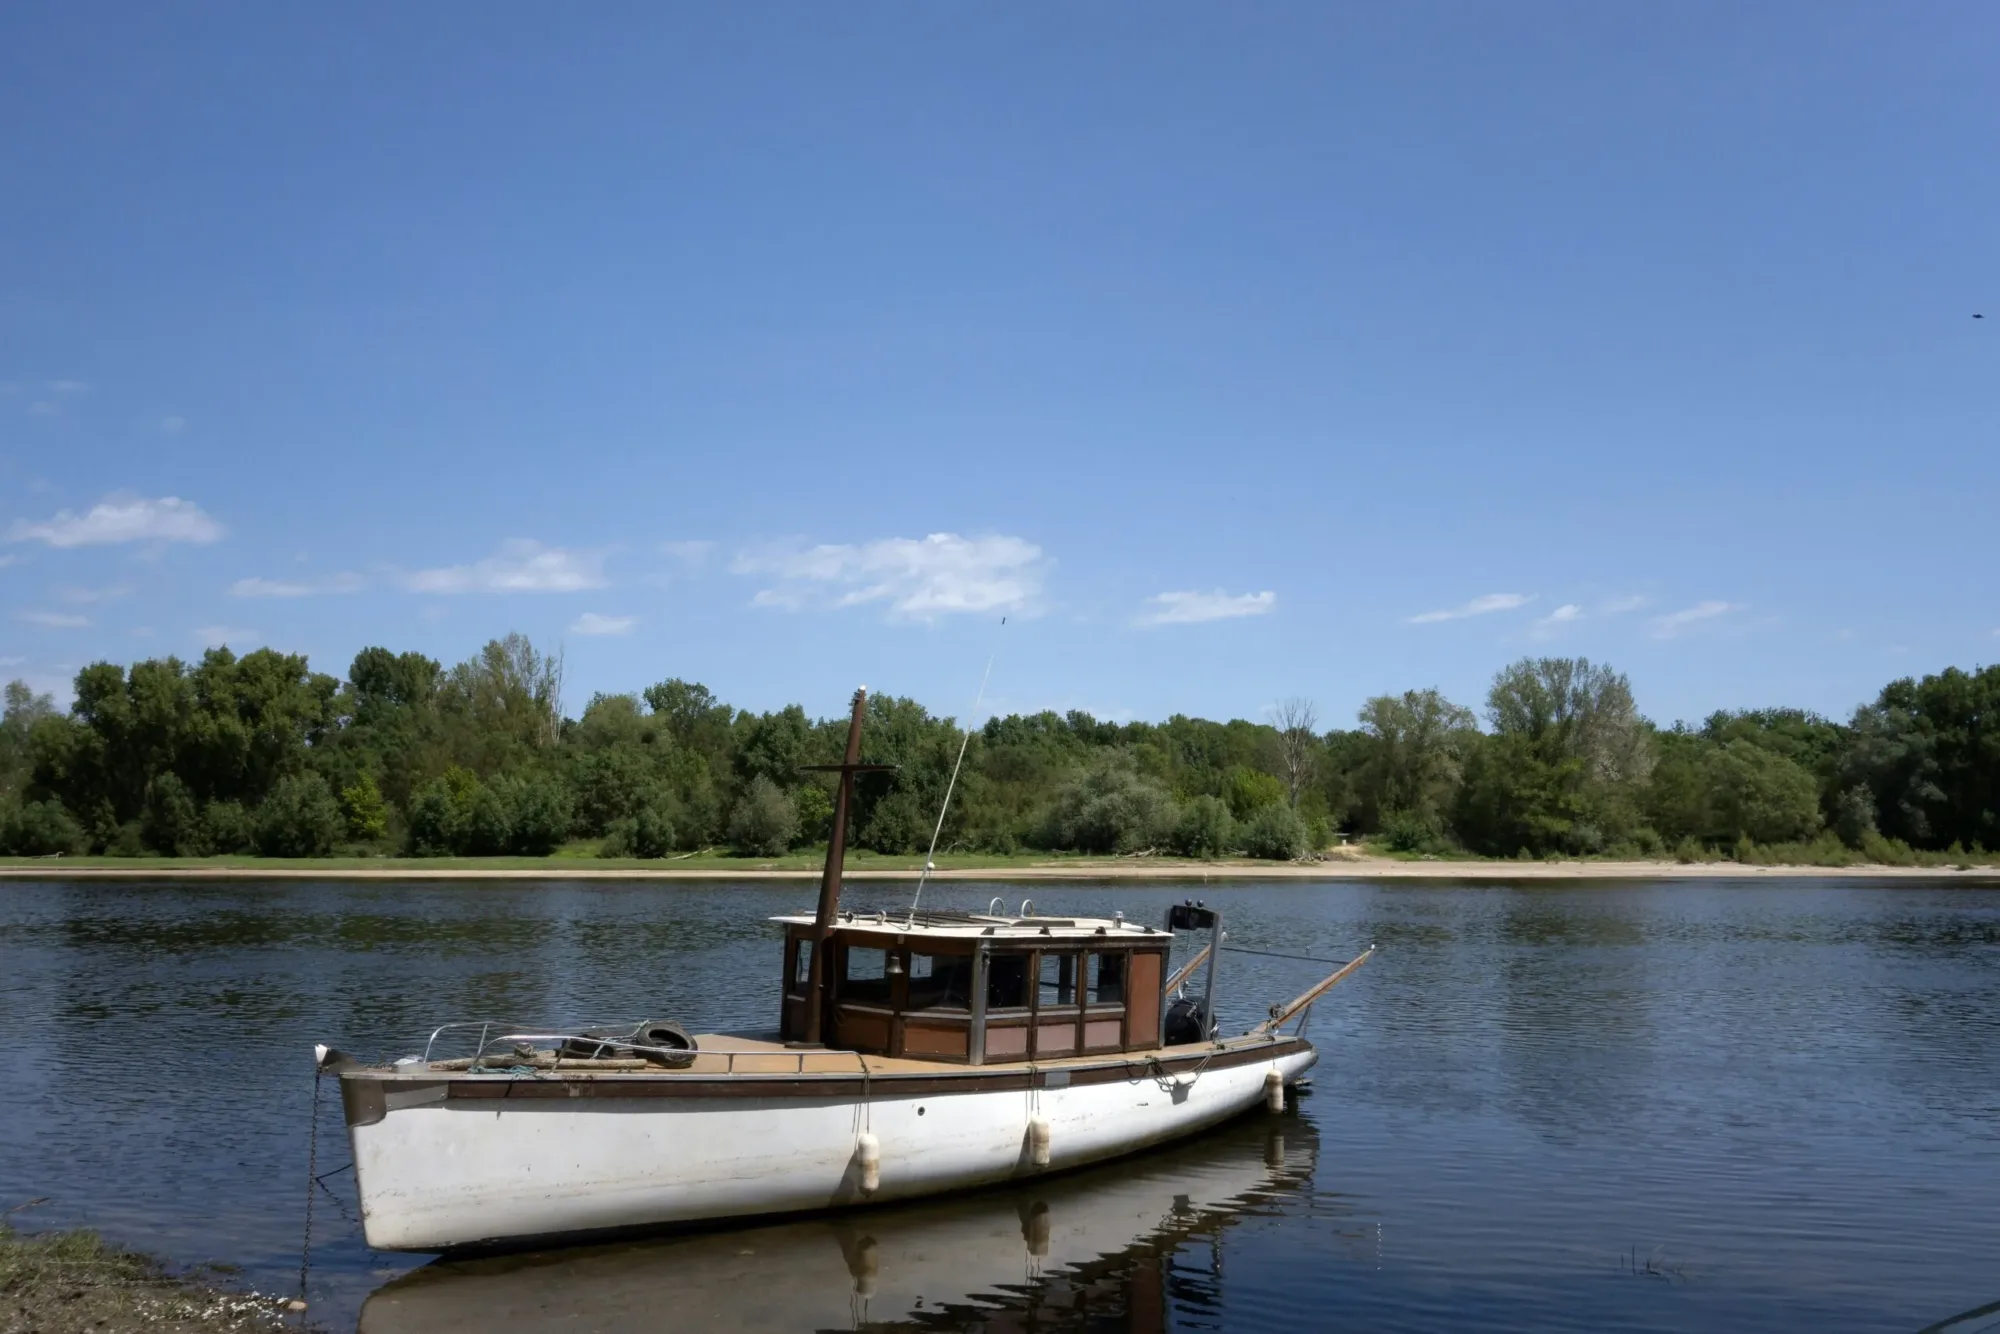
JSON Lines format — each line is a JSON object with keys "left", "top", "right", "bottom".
{"left": 420, "top": 1021, "right": 872, "bottom": 1076}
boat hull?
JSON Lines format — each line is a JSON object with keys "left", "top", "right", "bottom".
{"left": 345, "top": 1038, "right": 1316, "bottom": 1251}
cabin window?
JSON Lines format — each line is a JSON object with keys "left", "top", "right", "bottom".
{"left": 792, "top": 938, "right": 813, "bottom": 989}
{"left": 907, "top": 953, "right": 972, "bottom": 1011}
{"left": 987, "top": 954, "right": 1029, "bottom": 1010}
{"left": 1088, "top": 952, "right": 1125, "bottom": 1005}
{"left": 842, "top": 946, "right": 892, "bottom": 1003}
{"left": 1039, "top": 952, "right": 1079, "bottom": 1007}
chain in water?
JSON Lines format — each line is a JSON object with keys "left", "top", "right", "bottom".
{"left": 297, "top": 1067, "right": 320, "bottom": 1307}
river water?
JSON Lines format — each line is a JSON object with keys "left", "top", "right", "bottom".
{"left": 1, "top": 877, "right": 1996, "bottom": 1332}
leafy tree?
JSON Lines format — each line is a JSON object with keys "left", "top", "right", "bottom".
{"left": 728, "top": 775, "right": 800, "bottom": 856}
{"left": 460, "top": 782, "right": 514, "bottom": 857}
{"left": 340, "top": 773, "right": 391, "bottom": 842}
{"left": 734, "top": 705, "right": 813, "bottom": 790}
{"left": 1354, "top": 689, "right": 1478, "bottom": 830}
{"left": 406, "top": 771, "right": 473, "bottom": 856}
{"left": 1223, "top": 767, "right": 1286, "bottom": 822}
{"left": 0, "top": 681, "right": 57, "bottom": 797}
{"left": 143, "top": 772, "right": 203, "bottom": 855}
{"left": 642, "top": 679, "right": 736, "bottom": 764}
{"left": 1707, "top": 741, "right": 1822, "bottom": 845}
{"left": 793, "top": 783, "right": 835, "bottom": 843}
{"left": 254, "top": 773, "right": 343, "bottom": 857}
{"left": 1455, "top": 732, "right": 1589, "bottom": 856}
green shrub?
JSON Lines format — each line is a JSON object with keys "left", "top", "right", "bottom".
{"left": 1380, "top": 809, "right": 1450, "bottom": 855}
{"left": 602, "top": 801, "right": 677, "bottom": 858}
{"left": 1040, "top": 759, "right": 1175, "bottom": 854}
{"left": 1831, "top": 785, "right": 1878, "bottom": 849}
{"left": 460, "top": 784, "right": 513, "bottom": 857}
{"left": 255, "top": 773, "right": 343, "bottom": 857}
{"left": 0, "top": 799, "right": 86, "bottom": 856}
{"left": 1860, "top": 830, "right": 1918, "bottom": 867}
{"left": 405, "top": 779, "right": 463, "bottom": 856}
{"left": 858, "top": 788, "right": 929, "bottom": 855}
{"left": 1169, "top": 795, "right": 1235, "bottom": 859}
{"left": 793, "top": 783, "right": 835, "bottom": 844}
{"left": 1241, "top": 803, "right": 1307, "bottom": 860}
{"left": 107, "top": 821, "right": 147, "bottom": 857}
{"left": 201, "top": 800, "right": 254, "bottom": 854}
{"left": 499, "top": 774, "right": 572, "bottom": 855}
{"left": 729, "top": 776, "right": 799, "bottom": 857}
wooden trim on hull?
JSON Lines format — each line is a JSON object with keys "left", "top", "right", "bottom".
{"left": 342, "top": 1037, "right": 1310, "bottom": 1126}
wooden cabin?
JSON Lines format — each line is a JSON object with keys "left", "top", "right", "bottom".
{"left": 773, "top": 908, "right": 1174, "bottom": 1064}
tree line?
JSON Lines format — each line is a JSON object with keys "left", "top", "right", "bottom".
{"left": 0, "top": 633, "right": 1993, "bottom": 862}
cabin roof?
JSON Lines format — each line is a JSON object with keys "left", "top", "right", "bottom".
{"left": 769, "top": 907, "right": 1169, "bottom": 944}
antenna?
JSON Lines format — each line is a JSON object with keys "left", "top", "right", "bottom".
{"left": 908, "top": 616, "right": 1006, "bottom": 922}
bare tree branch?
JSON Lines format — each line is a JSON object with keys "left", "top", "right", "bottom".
{"left": 1273, "top": 696, "right": 1320, "bottom": 808}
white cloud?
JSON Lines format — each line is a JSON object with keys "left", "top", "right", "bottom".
{"left": 48, "top": 380, "right": 89, "bottom": 395}
{"left": 56, "top": 585, "right": 132, "bottom": 604}
{"left": 193, "top": 625, "right": 260, "bottom": 648}
{"left": 734, "top": 532, "right": 1046, "bottom": 619}
{"left": 0, "top": 655, "right": 22, "bottom": 666}
{"left": 17, "top": 610, "right": 89, "bottom": 628}
{"left": 1531, "top": 603, "right": 1584, "bottom": 638}
{"left": 1650, "top": 600, "right": 1744, "bottom": 638}
{"left": 1408, "top": 592, "right": 1532, "bottom": 624}
{"left": 571, "top": 612, "right": 635, "bottom": 636}
{"left": 8, "top": 495, "right": 224, "bottom": 547}
{"left": 159, "top": 415, "right": 186, "bottom": 434}
{"left": 1137, "top": 589, "right": 1277, "bottom": 626}
{"left": 230, "top": 572, "right": 365, "bottom": 598}
{"left": 402, "top": 540, "right": 607, "bottom": 595}
{"left": 1599, "top": 594, "right": 1648, "bottom": 615}
{"left": 0, "top": 554, "right": 20, "bottom": 569}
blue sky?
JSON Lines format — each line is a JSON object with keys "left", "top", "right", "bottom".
{"left": 2, "top": 4, "right": 1994, "bottom": 730}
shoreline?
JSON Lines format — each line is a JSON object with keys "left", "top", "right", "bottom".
{"left": 0, "top": 1222, "right": 300, "bottom": 1333}
{"left": 2, "top": 856, "right": 1995, "bottom": 882}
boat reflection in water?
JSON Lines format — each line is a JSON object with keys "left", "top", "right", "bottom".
{"left": 358, "top": 1110, "right": 1321, "bottom": 1333}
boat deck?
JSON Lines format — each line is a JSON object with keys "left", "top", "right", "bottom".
{"left": 418, "top": 1030, "right": 1280, "bottom": 1079}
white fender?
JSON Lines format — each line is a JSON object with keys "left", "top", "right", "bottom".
{"left": 1028, "top": 1115, "right": 1052, "bottom": 1167}
{"left": 1264, "top": 1068, "right": 1285, "bottom": 1113}
{"left": 857, "top": 1132, "right": 881, "bottom": 1194}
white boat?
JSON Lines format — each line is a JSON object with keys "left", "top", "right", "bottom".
{"left": 321, "top": 688, "right": 1372, "bottom": 1253}
{"left": 355, "top": 1113, "right": 1320, "bottom": 1333}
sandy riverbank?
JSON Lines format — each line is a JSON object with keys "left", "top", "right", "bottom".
{"left": 1, "top": 856, "right": 1994, "bottom": 882}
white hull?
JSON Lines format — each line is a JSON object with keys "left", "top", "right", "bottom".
{"left": 357, "top": 1113, "right": 1318, "bottom": 1333}
{"left": 348, "top": 1041, "right": 1317, "bottom": 1251}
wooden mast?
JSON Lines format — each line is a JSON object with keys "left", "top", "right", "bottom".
{"left": 798, "top": 687, "right": 891, "bottom": 1046}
